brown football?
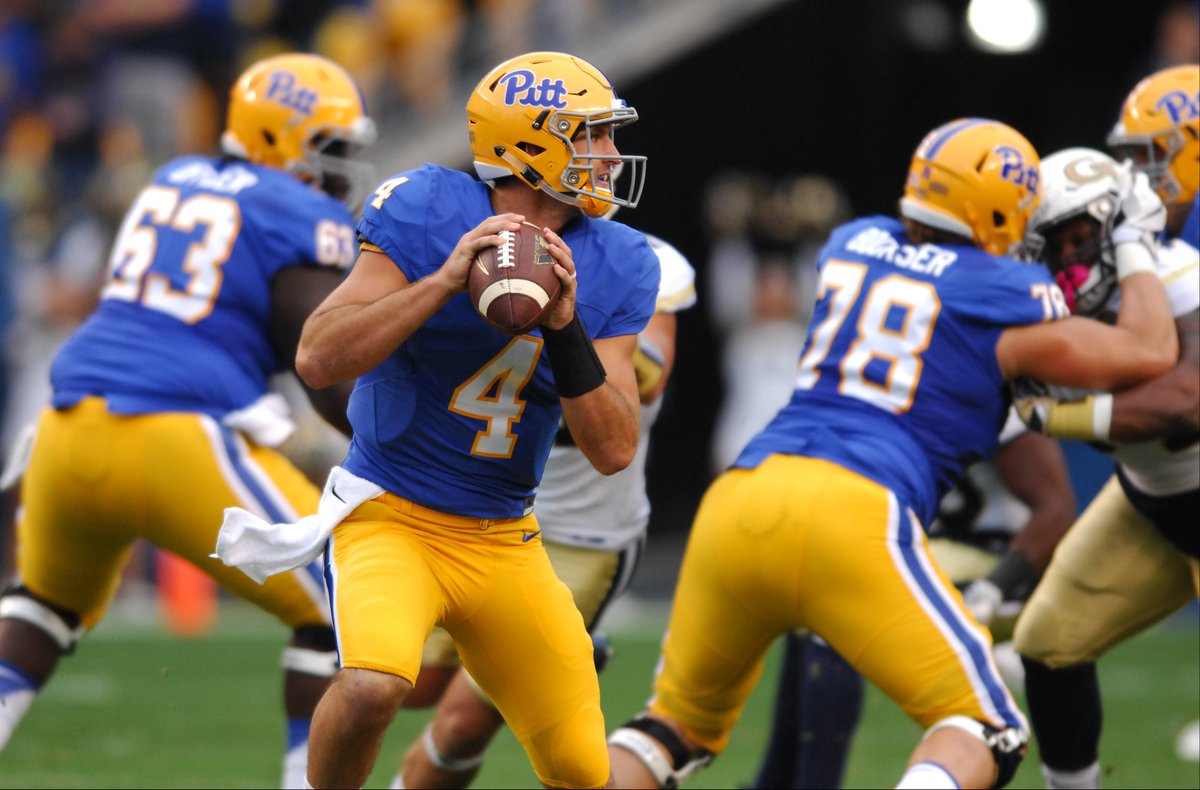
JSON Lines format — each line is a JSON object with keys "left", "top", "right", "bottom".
{"left": 467, "top": 221, "right": 562, "bottom": 335}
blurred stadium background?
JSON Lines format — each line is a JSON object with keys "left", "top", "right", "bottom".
{"left": 0, "top": 0, "right": 1197, "bottom": 787}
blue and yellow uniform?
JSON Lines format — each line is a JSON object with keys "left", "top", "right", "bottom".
{"left": 650, "top": 216, "right": 1062, "bottom": 753}
{"left": 325, "top": 164, "right": 657, "bottom": 783}
{"left": 17, "top": 154, "right": 355, "bottom": 629}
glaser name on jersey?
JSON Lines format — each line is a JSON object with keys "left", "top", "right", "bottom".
{"left": 846, "top": 227, "right": 958, "bottom": 277}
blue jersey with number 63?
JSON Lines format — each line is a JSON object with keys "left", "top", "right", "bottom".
{"left": 735, "top": 215, "right": 1067, "bottom": 526}
{"left": 50, "top": 155, "right": 357, "bottom": 417}
{"left": 344, "top": 164, "right": 658, "bottom": 519}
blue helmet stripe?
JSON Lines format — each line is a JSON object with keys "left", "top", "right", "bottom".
{"left": 924, "top": 118, "right": 990, "bottom": 161}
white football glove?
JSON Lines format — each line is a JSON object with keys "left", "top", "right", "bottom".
{"left": 1111, "top": 168, "right": 1166, "bottom": 245}
{"left": 963, "top": 578, "right": 1003, "bottom": 626}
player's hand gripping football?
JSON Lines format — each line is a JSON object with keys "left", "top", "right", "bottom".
{"left": 436, "top": 213, "right": 527, "bottom": 293}
{"left": 536, "top": 225, "right": 579, "bottom": 331}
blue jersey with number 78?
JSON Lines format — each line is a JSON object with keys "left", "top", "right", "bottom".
{"left": 734, "top": 215, "right": 1068, "bottom": 525}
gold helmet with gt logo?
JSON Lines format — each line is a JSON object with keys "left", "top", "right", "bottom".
{"left": 1107, "top": 64, "right": 1200, "bottom": 207}
{"left": 900, "top": 118, "right": 1041, "bottom": 256}
{"left": 221, "top": 53, "right": 377, "bottom": 206}
{"left": 467, "top": 51, "right": 647, "bottom": 218}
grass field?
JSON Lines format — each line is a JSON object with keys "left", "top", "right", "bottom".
{"left": 1, "top": 598, "right": 1197, "bottom": 789}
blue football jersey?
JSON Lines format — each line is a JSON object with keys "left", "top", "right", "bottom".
{"left": 51, "top": 156, "right": 357, "bottom": 416}
{"left": 343, "top": 164, "right": 659, "bottom": 518}
{"left": 735, "top": 216, "right": 1068, "bottom": 525}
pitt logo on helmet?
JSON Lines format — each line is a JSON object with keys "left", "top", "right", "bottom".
{"left": 265, "top": 70, "right": 318, "bottom": 115}
{"left": 997, "top": 145, "right": 1039, "bottom": 195}
{"left": 1156, "top": 89, "right": 1200, "bottom": 124}
{"left": 498, "top": 70, "right": 569, "bottom": 109}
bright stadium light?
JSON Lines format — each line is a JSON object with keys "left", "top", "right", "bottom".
{"left": 965, "top": 0, "right": 1045, "bottom": 54}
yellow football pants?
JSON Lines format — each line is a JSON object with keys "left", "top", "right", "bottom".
{"left": 327, "top": 490, "right": 608, "bottom": 788}
{"left": 16, "top": 397, "right": 328, "bottom": 630}
{"left": 649, "top": 454, "right": 1025, "bottom": 754}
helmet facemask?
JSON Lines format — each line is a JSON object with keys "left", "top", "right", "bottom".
{"left": 300, "top": 120, "right": 377, "bottom": 211}
{"left": 1027, "top": 203, "right": 1117, "bottom": 316}
{"left": 1108, "top": 131, "right": 1187, "bottom": 204}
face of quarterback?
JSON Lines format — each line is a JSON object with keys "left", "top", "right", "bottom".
{"left": 573, "top": 122, "right": 622, "bottom": 195}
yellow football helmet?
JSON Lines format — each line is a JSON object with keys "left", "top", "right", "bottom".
{"left": 466, "top": 51, "right": 646, "bottom": 218}
{"left": 899, "top": 118, "right": 1041, "bottom": 256}
{"left": 221, "top": 53, "right": 376, "bottom": 206}
{"left": 1107, "top": 64, "right": 1200, "bottom": 207}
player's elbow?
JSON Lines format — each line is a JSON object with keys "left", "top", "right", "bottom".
{"left": 586, "top": 438, "right": 636, "bottom": 476}
{"left": 295, "top": 346, "right": 339, "bottom": 390}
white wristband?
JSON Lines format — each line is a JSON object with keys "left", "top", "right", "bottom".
{"left": 1091, "top": 392, "right": 1113, "bottom": 442}
{"left": 1114, "top": 241, "right": 1157, "bottom": 280}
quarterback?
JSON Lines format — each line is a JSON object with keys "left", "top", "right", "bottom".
{"left": 606, "top": 118, "right": 1177, "bottom": 790}
{"left": 217, "top": 51, "right": 658, "bottom": 789}
{"left": 0, "top": 53, "right": 375, "bottom": 788}
{"left": 392, "top": 232, "right": 696, "bottom": 789}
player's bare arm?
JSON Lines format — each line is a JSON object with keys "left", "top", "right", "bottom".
{"left": 994, "top": 431, "right": 1076, "bottom": 573}
{"left": 561, "top": 333, "right": 641, "bottom": 475}
{"left": 270, "top": 265, "right": 356, "bottom": 437}
{"left": 996, "top": 269, "right": 1177, "bottom": 391}
{"left": 636, "top": 312, "right": 678, "bottom": 405}
{"left": 1108, "top": 309, "right": 1200, "bottom": 441}
{"left": 297, "top": 215, "right": 525, "bottom": 387}
{"left": 526, "top": 224, "right": 640, "bottom": 474}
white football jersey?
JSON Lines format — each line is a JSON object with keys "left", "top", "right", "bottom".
{"left": 536, "top": 233, "right": 697, "bottom": 550}
{"left": 1102, "top": 238, "right": 1199, "bottom": 495}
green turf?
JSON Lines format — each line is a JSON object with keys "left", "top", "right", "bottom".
{"left": 1, "top": 602, "right": 1196, "bottom": 788}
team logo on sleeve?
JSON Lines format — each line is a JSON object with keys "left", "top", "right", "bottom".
{"left": 265, "top": 70, "right": 318, "bottom": 115}
{"left": 497, "top": 69, "right": 569, "bottom": 109}
{"left": 1156, "top": 89, "right": 1200, "bottom": 124}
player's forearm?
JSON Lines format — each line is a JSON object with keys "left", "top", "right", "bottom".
{"left": 1109, "top": 364, "right": 1200, "bottom": 441}
{"left": 297, "top": 277, "right": 454, "bottom": 387}
{"left": 1110, "top": 313, "right": 1199, "bottom": 442}
{"left": 1110, "top": 248, "right": 1177, "bottom": 373}
{"left": 561, "top": 385, "right": 639, "bottom": 475}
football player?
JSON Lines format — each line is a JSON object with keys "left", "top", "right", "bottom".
{"left": 750, "top": 412, "right": 1076, "bottom": 789}
{"left": 389, "top": 231, "right": 695, "bottom": 789}
{"left": 1012, "top": 146, "right": 1199, "bottom": 790}
{"left": 215, "top": 51, "right": 658, "bottom": 789}
{"left": 0, "top": 53, "right": 376, "bottom": 789}
{"left": 605, "top": 118, "right": 1178, "bottom": 790}
{"left": 1108, "top": 64, "right": 1200, "bottom": 248}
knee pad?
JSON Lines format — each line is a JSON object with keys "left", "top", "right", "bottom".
{"left": 925, "top": 715, "right": 1027, "bottom": 788}
{"left": 607, "top": 717, "right": 714, "bottom": 790}
{"left": 422, "top": 724, "right": 486, "bottom": 773}
{"left": 0, "top": 587, "right": 82, "bottom": 653}
{"left": 282, "top": 625, "right": 338, "bottom": 678}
